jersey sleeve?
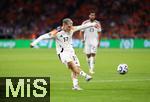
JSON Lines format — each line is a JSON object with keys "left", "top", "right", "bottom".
{"left": 96, "top": 21, "right": 102, "bottom": 32}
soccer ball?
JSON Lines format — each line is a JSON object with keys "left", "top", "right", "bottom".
{"left": 117, "top": 64, "right": 128, "bottom": 75}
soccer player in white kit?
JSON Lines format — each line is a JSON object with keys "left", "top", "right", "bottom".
{"left": 80, "top": 12, "right": 102, "bottom": 74}
{"left": 30, "top": 18, "right": 98, "bottom": 90}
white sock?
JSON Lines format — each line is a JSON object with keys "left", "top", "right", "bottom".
{"left": 79, "top": 71, "right": 87, "bottom": 77}
{"left": 72, "top": 78, "right": 78, "bottom": 87}
{"left": 90, "top": 57, "right": 94, "bottom": 70}
{"left": 87, "top": 58, "right": 90, "bottom": 68}
{"left": 31, "top": 33, "right": 50, "bottom": 46}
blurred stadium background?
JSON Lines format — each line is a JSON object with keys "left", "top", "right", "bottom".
{"left": 0, "top": 0, "right": 150, "bottom": 102}
{"left": 0, "top": 0, "right": 149, "bottom": 49}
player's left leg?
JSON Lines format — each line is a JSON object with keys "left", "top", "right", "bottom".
{"left": 89, "top": 53, "right": 96, "bottom": 74}
{"left": 88, "top": 45, "right": 97, "bottom": 74}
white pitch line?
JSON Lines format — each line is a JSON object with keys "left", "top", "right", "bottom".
{"left": 51, "top": 79, "right": 150, "bottom": 83}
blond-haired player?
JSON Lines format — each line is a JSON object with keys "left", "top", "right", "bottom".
{"left": 31, "top": 18, "right": 99, "bottom": 90}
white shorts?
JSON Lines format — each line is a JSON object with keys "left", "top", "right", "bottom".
{"left": 58, "top": 50, "right": 80, "bottom": 67}
{"left": 84, "top": 44, "right": 97, "bottom": 54}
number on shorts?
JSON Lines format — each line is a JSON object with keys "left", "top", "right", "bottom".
{"left": 92, "top": 46, "right": 96, "bottom": 52}
{"left": 72, "top": 56, "right": 78, "bottom": 64}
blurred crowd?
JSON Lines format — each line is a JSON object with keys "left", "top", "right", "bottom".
{"left": 0, "top": 0, "right": 149, "bottom": 39}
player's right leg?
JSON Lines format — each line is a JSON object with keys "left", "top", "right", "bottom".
{"left": 86, "top": 54, "right": 91, "bottom": 68}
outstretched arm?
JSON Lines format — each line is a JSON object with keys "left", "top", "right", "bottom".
{"left": 30, "top": 29, "right": 58, "bottom": 47}
{"left": 97, "top": 32, "right": 101, "bottom": 47}
{"left": 73, "top": 22, "right": 97, "bottom": 32}
{"left": 97, "top": 22, "right": 102, "bottom": 47}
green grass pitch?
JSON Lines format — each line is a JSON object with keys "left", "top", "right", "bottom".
{"left": 0, "top": 48, "right": 150, "bottom": 102}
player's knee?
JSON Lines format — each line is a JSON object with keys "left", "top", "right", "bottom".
{"left": 67, "top": 62, "right": 74, "bottom": 69}
{"left": 91, "top": 53, "right": 95, "bottom": 57}
{"left": 87, "top": 54, "right": 91, "bottom": 58}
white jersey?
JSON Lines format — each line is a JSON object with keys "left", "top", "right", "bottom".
{"left": 55, "top": 22, "right": 97, "bottom": 54}
{"left": 55, "top": 30, "right": 74, "bottom": 54}
{"left": 81, "top": 20, "right": 101, "bottom": 44}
